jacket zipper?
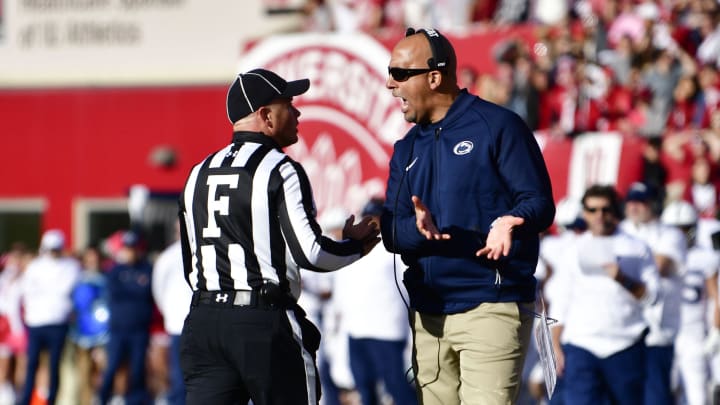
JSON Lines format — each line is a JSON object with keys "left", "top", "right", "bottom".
{"left": 433, "top": 127, "right": 442, "bottom": 225}
{"left": 428, "top": 127, "right": 442, "bottom": 287}
{"left": 495, "top": 269, "right": 502, "bottom": 287}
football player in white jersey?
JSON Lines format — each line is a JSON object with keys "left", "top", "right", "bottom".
{"left": 620, "top": 182, "right": 687, "bottom": 405}
{"left": 552, "top": 185, "right": 659, "bottom": 405}
{"left": 661, "top": 200, "right": 720, "bottom": 405}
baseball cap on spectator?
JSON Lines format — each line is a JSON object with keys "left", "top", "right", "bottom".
{"left": 121, "top": 230, "right": 143, "bottom": 248}
{"left": 625, "top": 182, "right": 655, "bottom": 202}
{"left": 554, "top": 198, "right": 587, "bottom": 231}
{"left": 226, "top": 69, "right": 310, "bottom": 123}
{"left": 361, "top": 198, "right": 385, "bottom": 217}
{"left": 660, "top": 200, "right": 697, "bottom": 227}
{"left": 40, "top": 229, "right": 65, "bottom": 252}
{"left": 555, "top": 198, "right": 581, "bottom": 225}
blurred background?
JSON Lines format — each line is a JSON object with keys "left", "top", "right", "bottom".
{"left": 3, "top": 0, "right": 695, "bottom": 254}
{"left": 3, "top": 0, "right": 720, "bottom": 404}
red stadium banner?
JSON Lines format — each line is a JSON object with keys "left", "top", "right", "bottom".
{"left": 239, "top": 32, "right": 645, "bottom": 216}
{"left": 238, "top": 33, "right": 411, "bottom": 216}
{"left": 539, "top": 132, "right": 645, "bottom": 204}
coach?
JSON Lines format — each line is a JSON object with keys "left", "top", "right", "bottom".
{"left": 178, "top": 68, "right": 380, "bottom": 405}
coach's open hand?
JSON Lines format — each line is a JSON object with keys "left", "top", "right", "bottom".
{"left": 412, "top": 196, "right": 451, "bottom": 241}
{"left": 476, "top": 215, "right": 524, "bottom": 260}
{"left": 342, "top": 215, "right": 381, "bottom": 255}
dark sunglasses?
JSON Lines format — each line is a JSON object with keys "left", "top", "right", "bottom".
{"left": 584, "top": 206, "right": 613, "bottom": 214}
{"left": 388, "top": 67, "right": 433, "bottom": 82}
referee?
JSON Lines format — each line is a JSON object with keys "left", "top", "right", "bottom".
{"left": 178, "top": 68, "right": 380, "bottom": 405}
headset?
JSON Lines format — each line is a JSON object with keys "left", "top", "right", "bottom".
{"left": 405, "top": 27, "right": 450, "bottom": 71}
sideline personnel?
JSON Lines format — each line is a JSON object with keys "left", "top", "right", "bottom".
{"left": 550, "top": 185, "right": 658, "bottom": 404}
{"left": 380, "top": 29, "right": 555, "bottom": 404}
{"left": 178, "top": 68, "right": 380, "bottom": 405}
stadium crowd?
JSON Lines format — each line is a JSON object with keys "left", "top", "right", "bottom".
{"left": 303, "top": 0, "right": 720, "bottom": 216}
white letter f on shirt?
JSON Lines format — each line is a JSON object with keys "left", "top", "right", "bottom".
{"left": 203, "top": 174, "right": 239, "bottom": 238}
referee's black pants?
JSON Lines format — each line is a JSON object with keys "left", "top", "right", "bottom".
{"left": 180, "top": 296, "right": 321, "bottom": 405}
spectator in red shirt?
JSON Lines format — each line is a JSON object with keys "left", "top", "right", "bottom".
{"left": 666, "top": 74, "right": 700, "bottom": 132}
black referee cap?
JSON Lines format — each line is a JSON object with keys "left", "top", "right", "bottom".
{"left": 226, "top": 68, "right": 310, "bottom": 123}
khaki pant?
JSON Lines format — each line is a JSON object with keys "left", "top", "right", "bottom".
{"left": 411, "top": 302, "right": 534, "bottom": 405}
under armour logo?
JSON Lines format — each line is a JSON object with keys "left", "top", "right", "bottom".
{"left": 215, "top": 293, "right": 229, "bottom": 303}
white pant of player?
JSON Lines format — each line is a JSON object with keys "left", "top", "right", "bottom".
{"left": 674, "top": 331, "right": 710, "bottom": 405}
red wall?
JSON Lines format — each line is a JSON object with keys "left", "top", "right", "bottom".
{"left": 0, "top": 86, "right": 233, "bottom": 235}
{"left": 0, "top": 86, "right": 645, "bottom": 243}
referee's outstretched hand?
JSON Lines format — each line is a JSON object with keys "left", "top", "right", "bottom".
{"left": 342, "top": 215, "right": 381, "bottom": 256}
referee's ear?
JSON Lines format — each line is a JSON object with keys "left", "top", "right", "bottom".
{"left": 257, "top": 105, "right": 273, "bottom": 133}
{"left": 232, "top": 108, "right": 267, "bottom": 133}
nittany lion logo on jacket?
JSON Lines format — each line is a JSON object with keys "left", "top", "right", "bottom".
{"left": 453, "top": 141, "right": 474, "bottom": 155}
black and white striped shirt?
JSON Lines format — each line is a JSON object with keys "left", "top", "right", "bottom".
{"left": 179, "top": 131, "right": 363, "bottom": 299}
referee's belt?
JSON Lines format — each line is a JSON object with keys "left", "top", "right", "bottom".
{"left": 192, "top": 284, "right": 294, "bottom": 309}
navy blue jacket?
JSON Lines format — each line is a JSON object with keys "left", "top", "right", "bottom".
{"left": 107, "top": 259, "right": 153, "bottom": 332}
{"left": 380, "top": 90, "right": 555, "bottom": 314}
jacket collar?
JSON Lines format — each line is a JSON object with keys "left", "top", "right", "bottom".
{"left": 417, "top": 89, "right": 474, "bottom": 134}
{"left": 232, "top": 131, "right": 282, "bottom": 151}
